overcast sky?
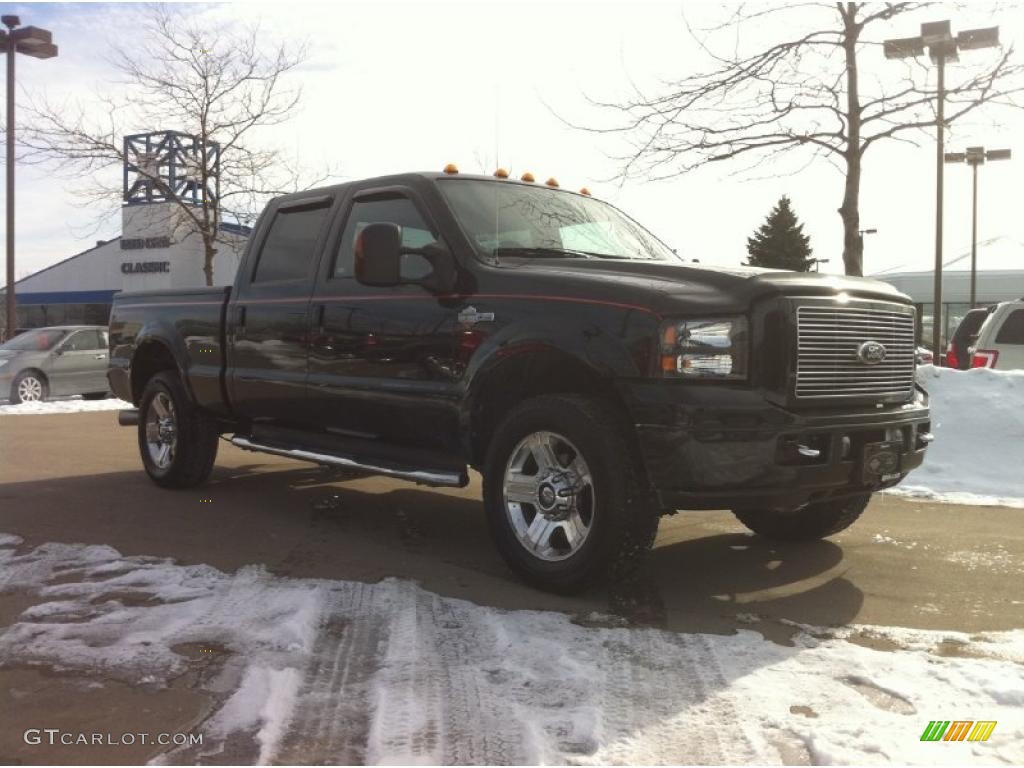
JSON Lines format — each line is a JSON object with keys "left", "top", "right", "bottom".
{"left": 5, "top": 0, "right": 1023, "bottom": 280}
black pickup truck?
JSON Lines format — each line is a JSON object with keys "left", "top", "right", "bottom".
{"left": 108, "top": 170, "right": 931, "bottom": 591}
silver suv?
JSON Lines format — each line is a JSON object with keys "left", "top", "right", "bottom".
{"left": 0, "top": 326, "right": 110, "bottom": 403}
{"left": 970, "top": 299, "right": 1024, "bottom": 370}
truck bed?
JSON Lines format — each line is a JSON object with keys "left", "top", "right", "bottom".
{"left": 107, "top": 287, "right": 232, "bottom": 413}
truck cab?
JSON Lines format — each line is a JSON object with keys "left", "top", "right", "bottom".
{"left": 108, "top": 169, "right": 931, "bottom": 591}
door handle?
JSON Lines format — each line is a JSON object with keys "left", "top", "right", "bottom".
{"left": 94, "top": 354, "right": 106, "bottom": 359}
{"left": 235, "top": 306, "right": 247, "bottom": 339}
{"left": 315, "top": 304, "right": 325, "bottom": 336}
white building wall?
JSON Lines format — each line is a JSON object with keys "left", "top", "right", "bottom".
{"left": 15, "top": 205, "right": 247, "bottom": 296}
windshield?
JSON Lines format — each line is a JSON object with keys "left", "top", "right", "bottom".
{"left": 439, "top": 179, "right": 678, "bottom": 262}
{"left": 1, "top": 328, "right": 69, "bottom": 352}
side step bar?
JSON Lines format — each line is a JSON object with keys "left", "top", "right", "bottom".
{"left": 229, "top": 436, "right": 467, "bottom": 488}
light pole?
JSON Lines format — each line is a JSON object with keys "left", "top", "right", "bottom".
{"left": 810, "top": 258, "right": 830, "bottom": 273}
{"left": 0, "top": 16, "right": 57, "bottom": 338}
{"left": 884, "top": 21, "right": 1000, "bottom": 360}
{"left": 944, "top": 146, "right": 1011, "bottom": 308}
{"left": 858, "top": 227, "right": 877, "bottom": 260}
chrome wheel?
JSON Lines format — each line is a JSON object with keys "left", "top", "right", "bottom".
{"left": 144, "top": 391, "right": 177, "bottom": 469}
{"left": 17, "top": 375, "right": 43, "bottom": 402}
{"left": 503, "top": 430, "right": 595, "bottom": 562}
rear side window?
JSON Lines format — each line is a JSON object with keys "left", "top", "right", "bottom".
{"left": 953, "top": 309, "right": 989, "bottom": 345}
{"left": 334, "top": 196, "right": 438, "bottom": 279}
{"left": 994, "top": 309, "right": 1024, "bottom": 345}
{"left": 253, "top": 202, "right": 331, "bottom": 282}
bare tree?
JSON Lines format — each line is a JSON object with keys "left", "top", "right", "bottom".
{"left": 20, "top": 6, "right": 329, "bottom": 285}
{"left": 580, "top": 2, "right": 1024, "bottom": 275}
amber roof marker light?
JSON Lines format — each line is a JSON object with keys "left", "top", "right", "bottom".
{"left": 579, "top": 187, "right": 591, "bottom": 196}
{"left": 520, "top": 172, "right": 535, "bottom": 182}
{"left": 493, "top": 168, "right": 509, "bottom": 179}
{"left": 545, "top": 177, "right": 559, "bottom": 188}
{"left": 443, "top": 163, "right": 459, "bottom": 175}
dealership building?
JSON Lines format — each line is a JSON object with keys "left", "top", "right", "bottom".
{"left": 871, "top": 235, "right": 1024, "bottom": 348}
{"left": 0, "top": 131, "right": 250, "bottom": 334}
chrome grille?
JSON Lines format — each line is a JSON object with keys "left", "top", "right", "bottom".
{"left": 796, "top": 304, "right": 916, "bottom": 399}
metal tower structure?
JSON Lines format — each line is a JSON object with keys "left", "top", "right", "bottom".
{"left": 122, "top": 130, "right": 220, "bottom": 207}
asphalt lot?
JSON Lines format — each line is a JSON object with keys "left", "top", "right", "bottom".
{"left": 1, "top": 411, "right": 1023, "bottom": 764}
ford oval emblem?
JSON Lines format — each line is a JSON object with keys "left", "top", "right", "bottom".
{"left": 857, "top": 340, "right": 887, "bottom": 365}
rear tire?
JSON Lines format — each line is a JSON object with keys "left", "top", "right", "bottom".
{"left": 10, "top": 371, "right": 48, "bottom": 404}
{"left": 138, "top": 371, "right": 219, "bottom": 488}
{"left": 733, "top": 493, "right": 871, "bottom": 541}
{"left": 482, "top": 394, "right": 659, "bottom": 593}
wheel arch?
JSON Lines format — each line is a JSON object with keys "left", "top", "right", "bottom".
{"left": 464, "top": 345, "right": 635, "bottom": 469}
{"left": 13, "top": 366, "right": 49, "bottom": 389}
{"left": 130, "top": 337, "right": 190, "bottom": 405}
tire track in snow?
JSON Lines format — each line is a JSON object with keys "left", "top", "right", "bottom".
{"left": 275, "top": 583, "right": 383, "bottom": 764}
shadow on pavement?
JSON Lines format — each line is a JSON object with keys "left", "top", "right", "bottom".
{"left": 0, "top": 460, "right": 863, "bottom": 638}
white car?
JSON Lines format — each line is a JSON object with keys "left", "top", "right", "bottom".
{"left": 969, "top": 299, "right": 1024, "bottom": 370}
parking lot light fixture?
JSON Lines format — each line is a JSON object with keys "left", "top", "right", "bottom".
{"left": 1, "top": 15, "right": 58, "bottom": 339}
{"left": 884, "top": 20, "right": 1000, "bottom": 359}
{"left": 945, "top": 146, "right": 1012, "bottom": 307}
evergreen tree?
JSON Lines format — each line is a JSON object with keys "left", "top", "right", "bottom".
{"left": 745, "top": 196, "right": 813, "bottom": 271}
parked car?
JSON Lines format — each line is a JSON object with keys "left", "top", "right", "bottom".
{"left": 946, "top": 306, "right": 994, "bottom": 370}
{"left": 0, "top": 325, "right": 111, "bottom": 403}
{"left": 108, "top": 170, "right": 931, "bottom": 591}
{"left": 915, "top": 346, "right": 934, "bottom": 366}
{"left": 969, "top": 298, "right": 1024, "bottom": 370}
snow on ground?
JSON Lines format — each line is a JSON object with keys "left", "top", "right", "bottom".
{"left": 0, "top": 396, "right": 131, "bottom": 415}
{"left": 1, "top": 534, "right": 1022, "bottom": 765}
{"left": 886, "top": 366, "right": 1024, "bottom": 508}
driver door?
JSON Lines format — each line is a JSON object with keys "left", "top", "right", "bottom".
{"left": 48, "top": 329, "right": 108, "bottom": 395}
{"left": 306, "top": 189, "right": 463, "bottom": 454}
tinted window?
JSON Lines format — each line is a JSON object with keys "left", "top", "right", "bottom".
{"left": 334, "top": 197, "right": 437, "bottom": 279}
{"left": 253, "top": 203, "right": 331, "bottom": 282}
{"left": 65, "top": 330, "right": 105, "bottom": 351}
{"left": 995, "top": 309, "right": 1024, "bottom": 345}
{"left": 952, "top": 309, "right": 989, "bottom": 345}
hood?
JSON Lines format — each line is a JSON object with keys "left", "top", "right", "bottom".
{"left": 0, "top": 348, "right": 46, "bottom": 363}
{"left": 507, "top": 258, "right": 909, "bottom": 314}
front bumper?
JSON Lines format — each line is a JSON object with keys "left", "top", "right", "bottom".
{"left": 618, "top": 380, "right": 930, "bottom": 511}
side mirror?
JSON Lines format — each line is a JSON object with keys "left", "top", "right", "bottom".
{"left": 354, "top": 222, "right": 457, "bottom": 291}
{"left": 355, "top": 223, "right": 402, "bottom": 287}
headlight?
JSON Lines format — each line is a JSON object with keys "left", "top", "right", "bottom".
{"left": 660, "top": 317, "right": 749, "bottom": 380}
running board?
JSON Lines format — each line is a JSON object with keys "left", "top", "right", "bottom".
{"left": 229, "top": 436, "right": 467, "bottom": 488}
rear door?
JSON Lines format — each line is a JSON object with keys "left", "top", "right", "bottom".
{"left": 48, "top": 329, "right": 107, "bottom": 395}
{"left": 227, "top": 195, "right": 335, "bottom": 425}
{"left": 306, "top": 187, "right": 463, "bottom": 454}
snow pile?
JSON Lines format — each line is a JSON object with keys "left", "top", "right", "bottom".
{"left": 889, "top": 366, "right": 1024, "bottom": 507}
{"left": 0, "top": 396, "right": 130, "bottom": 415}
{"left": 1, "top": 534, "right": 1022, "bottom": 765}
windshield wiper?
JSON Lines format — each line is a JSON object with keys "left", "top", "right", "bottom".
{"left": 492, "top": 246, "right": 594, "bottom": 260}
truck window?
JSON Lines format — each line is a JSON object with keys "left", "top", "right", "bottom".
{"left": 334, "top": 197, "right": 437, "bottom": 279}
{"left": 253, "top": 204, "right": 331, "bottom": 282}
{"left": 994, "top": 309, "right": 1024, "bottom": 344}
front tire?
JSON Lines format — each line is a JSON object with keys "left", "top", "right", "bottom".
{"left": 482, "top": 394, "right": 659, "bottom": 593}
{"left": 733, "top": 493, "right": 871, "bottom": 541}
{"left": 138, "top": 371, "right": 219, "bottom": 488}
{"left": 10, "top": 371, "right": 48, "bottom": 404}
